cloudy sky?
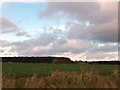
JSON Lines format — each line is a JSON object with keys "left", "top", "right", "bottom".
{"left": 0, "top": 1, "right": 118, "bottom": 61}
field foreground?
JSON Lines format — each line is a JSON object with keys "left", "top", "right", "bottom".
{"left": 2, "top": 63, "right": 120, "bottom": 88}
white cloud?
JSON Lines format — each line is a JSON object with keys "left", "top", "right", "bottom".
{"left": 0, "top": 46, "right": 18, "bottom": 57}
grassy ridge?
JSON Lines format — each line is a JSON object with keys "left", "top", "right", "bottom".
{"left": 2, "top": 63, "right": 118, "bottom": 77}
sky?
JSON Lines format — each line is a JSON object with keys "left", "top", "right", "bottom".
{"left": 0, "top": 0, "right": 119, "bottom": 61}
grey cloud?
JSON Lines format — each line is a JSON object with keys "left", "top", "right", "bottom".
{"left": 40, "top": 2, "right": 118, "bottom": 43}
{"left": 10, "top": 29, "right": 67, "bottom": 55}
{"left": 0, "top": 40, "right": 12, "bottom": 47}
{"left": 90, "top": 20, "right": 118, "bottom": 42}
{"left": 10, "top": 27, "right": 92, "bottom": 56}
{"left": 65, "top": 18, "right": 117, "bottom": 42}
{"left": 15, "top": 31, "right": 31, "bottom": 37}
{"left": 9, "top": 21, "right": 118, "bottom": 58}
{"left": 85, "top": 51, "right": 118, "bottom": 60}
{"left": 40, "top": 2, "right": 100, "bottom": 20}
{"left": 0, "top": 17, "right": 31, "bottom": 37}
{"left": 0, "top": 17, "right": 19, "bottom": 33}
{"left": 9, "top": 34, "right": 118, "bottom": 60}
{"left": 40, "top": 2, "right": 117, "bottom": 24}
{"left": 0, "top": 49, "right": 4, "bottom": 53}
{"left": 10, "top": 36, "right": 91, "bottom": 56}
{"left": 48, "top": 39, "right": 93, "bottom": 54}
{"left": 90, "top": 43, "right": 118, "bottom": 52}
{"left": 67, "top": 22, "right": 92, "bottom": 40}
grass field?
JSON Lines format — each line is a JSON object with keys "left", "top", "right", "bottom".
{"left": 2, "top": 63, "right": 120, "bottom": 88}
{"left": 2, "top": 63, "right": 118, "bottom": 77}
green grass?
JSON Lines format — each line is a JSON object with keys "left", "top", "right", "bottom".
{"left": 2, "top": 63, "right": 119, "bottom": 78}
